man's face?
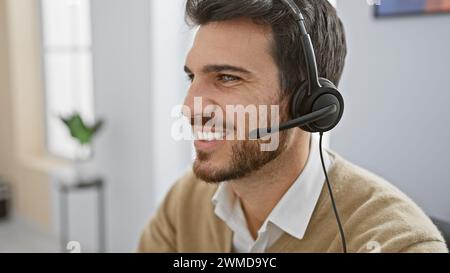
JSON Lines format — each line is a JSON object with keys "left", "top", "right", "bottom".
{"left": 184, "top": 18, "right": 290, "bottom": 183}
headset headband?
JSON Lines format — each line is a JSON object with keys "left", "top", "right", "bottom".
{"left": 280, "top": 0, "right": 322, "bottom": 95}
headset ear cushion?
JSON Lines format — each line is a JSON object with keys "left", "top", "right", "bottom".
{"left": 291, "top": 78, "right": 335, "bottom": 119}
{"left": 291, "top": 78, "right": 344, "bottom": 133}
{"left": 306, "top": 90, "right": 344, "bottom": 132}
{"left": 291, "top": 81, "right": 309, "bottom": 119}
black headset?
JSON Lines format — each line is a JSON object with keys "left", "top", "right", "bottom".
{"left": 250, "top": 0, "right": 348, "bottom": 253}
{"left": 284, "top": 0, "right": 344, "bottom": 133}
{"left": 250, "top": 0, "right": 344, "bottom": 138}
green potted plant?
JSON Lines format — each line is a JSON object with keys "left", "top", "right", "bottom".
{"left": 60, "top": 113, "right": 104, "bottom": 161}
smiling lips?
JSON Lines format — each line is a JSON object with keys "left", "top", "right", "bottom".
{"left": 193, "top": 130, "right": 229, "bottom": 151}
{"left": 195, "top": 131, "right": 225, "bottom": 141}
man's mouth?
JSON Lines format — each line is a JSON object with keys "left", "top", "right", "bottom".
{"left": 193, "top": 130, "right": 230, "bottom": 151}
{"left": 194, "top": 131, "right": 225, "bottom": 141}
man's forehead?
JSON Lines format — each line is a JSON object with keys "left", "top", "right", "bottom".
{"left": 186, "top": 19, "right": 274, "bottom": 70}
{"left": 198, "top": 18, "right": 272, "bottom": 37}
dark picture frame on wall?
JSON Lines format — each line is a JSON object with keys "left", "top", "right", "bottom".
{"left": 375, "top": 0, "right": 450, "bottom": 17}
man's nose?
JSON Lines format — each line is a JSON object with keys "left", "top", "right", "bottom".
{"left": 183, "top": 80, "right": 212, "bottom": 118}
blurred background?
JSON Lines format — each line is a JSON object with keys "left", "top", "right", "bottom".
{"left": 0, "top": 0, "right": 449, "bottom": 252}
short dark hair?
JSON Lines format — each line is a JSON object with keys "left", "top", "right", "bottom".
{"left": 185, "top": 0, "right": 347, "bottom": 98}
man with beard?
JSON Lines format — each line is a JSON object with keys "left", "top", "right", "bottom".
{"left": 138, "top": 0, "right": 447, "bottom": 253}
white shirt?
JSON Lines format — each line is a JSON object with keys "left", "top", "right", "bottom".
{"left": 211, "top": 134, "right": 333, "bottom": 253}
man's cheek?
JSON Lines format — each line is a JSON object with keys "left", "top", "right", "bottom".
{"left": 261, "top": 134, "right": 279, "bottom": 152}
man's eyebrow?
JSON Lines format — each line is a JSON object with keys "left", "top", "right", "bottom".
{"left": 184, "top": 64, "right": 252, "bottom": 75}
{"left": 202, "top": 64, "right": 251, "bottom": 74}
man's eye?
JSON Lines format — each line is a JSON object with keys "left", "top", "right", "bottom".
{"left": 186, "top": 74, "right": 194, "bottom": 82}
{"left": 218, "top": 74, "right": 240, "bottom": 83}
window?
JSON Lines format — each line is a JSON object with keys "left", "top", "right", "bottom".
{"left": 41, "top": 0, "right": 94, "bottom": 159}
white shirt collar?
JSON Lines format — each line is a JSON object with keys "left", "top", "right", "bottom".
{"left": 211, "top": 134, "right": 333, "bottom": 251}
{"left": 264, "top": 134, "right": 332, "bottom": 239}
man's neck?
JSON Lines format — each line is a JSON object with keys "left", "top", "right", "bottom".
{"left": 229, "top": 131, "right": 311, "bottom": 239}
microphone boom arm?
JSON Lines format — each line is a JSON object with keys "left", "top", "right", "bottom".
{"left": 249, "top": 104, "right": 338, "bottom": 139}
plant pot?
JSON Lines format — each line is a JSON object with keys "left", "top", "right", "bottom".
{"left": 74, "top": 144, "right": 95, "bottom": 181}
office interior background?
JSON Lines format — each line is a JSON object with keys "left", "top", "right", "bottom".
{"left": 0, "top": 0, "right": 449, "bottom": 252}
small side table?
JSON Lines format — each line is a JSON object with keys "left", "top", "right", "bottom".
{"left": 56, "top": 175, "right": 106, "bottom": 253}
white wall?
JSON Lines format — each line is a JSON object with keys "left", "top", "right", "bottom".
{"left": 333, "top": 1, "right": 450, "bottom": 221}
{"left": 149, "top": 0, "right": 193, "bottom": 205}
{"left": 90, "top": 0, "right": 192, "bottom": 251}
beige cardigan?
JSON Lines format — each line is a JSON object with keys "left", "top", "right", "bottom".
{"left": 138, "top": 151, "right": 448, "bottom": 253}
